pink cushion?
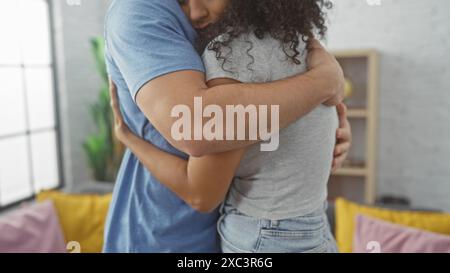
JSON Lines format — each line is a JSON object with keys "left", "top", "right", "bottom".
{"left": 0, "top": 201, "right": 66, "bottom": 253}
{"left": 353, "top": 214, "right": 450, "bottom": 253}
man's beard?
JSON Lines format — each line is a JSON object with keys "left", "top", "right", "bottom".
{"left": 195, "top": 24, "right": 217, "bottom": 54}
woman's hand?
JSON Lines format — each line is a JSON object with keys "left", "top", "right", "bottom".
{"left": 109, "top": 79, "right": 132, "bottom": 143}
{"left": 332, "top": 103, "right": 352, "bottom": 173}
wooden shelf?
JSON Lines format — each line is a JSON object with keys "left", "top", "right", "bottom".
{"left": 333, "top": 167, "right": 367, "bottom": 177}
{"left": 347, "top": 109, "right": 368, "bottom": 118}
{"left": 329, "top": 49, "right": 379, "bottom": 204}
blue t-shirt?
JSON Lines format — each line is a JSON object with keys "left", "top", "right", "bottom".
{"left": 103, "top": 0, "right": 220, "bottom": 253}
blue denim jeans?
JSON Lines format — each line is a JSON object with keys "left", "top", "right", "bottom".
{"left": 218, "top": 201, "right": 338, "bottom": 253}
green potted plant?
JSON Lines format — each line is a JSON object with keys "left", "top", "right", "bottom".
{"left": 83, "top": 37, "right": 124, "bottom": 183}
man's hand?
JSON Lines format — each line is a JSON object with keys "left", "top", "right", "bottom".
{"left": 307, "top": 39, "right": 345, "bottom": 106}
{"left": 332, "top": 103, "right": 352, "bottom": 172}
{"left": 306, "top": 40, "right": 349, "bottom": 171}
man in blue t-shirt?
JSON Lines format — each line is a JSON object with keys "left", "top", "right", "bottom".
{"left": 103, "top": 0, "right": 350, "bottom": 252}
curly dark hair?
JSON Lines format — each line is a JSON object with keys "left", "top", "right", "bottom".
{"left": 196, "top": 0, "right": 332, "bottom": 66}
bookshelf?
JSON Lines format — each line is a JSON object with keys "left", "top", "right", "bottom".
{"left": 329, "top": 49, "right": 379, "bottom": 204}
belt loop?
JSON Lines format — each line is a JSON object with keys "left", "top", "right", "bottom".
{"left": 271, "top": 220, "right": 279, "bottom": 227}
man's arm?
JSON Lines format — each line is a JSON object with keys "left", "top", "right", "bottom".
{"left": 137, "top": 41, "right": 345, "bottom": 157}
{"left": 105, "top": 2, "right": 343, "bottom": 157}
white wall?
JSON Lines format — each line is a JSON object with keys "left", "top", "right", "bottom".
{"left": 327, "top": 0, "right": 450, "bottom": 210}
{"left": 51, "top": 0, "right": 112, "bottom": 190}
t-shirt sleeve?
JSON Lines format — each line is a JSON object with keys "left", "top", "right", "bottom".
{"left": 105, "top": 1, "right": 205, "bottom": 101}
{"left": 201, "top": 34, "right": 271, "bottom": 83}
{"left": 201, "top": 41, "right": 241, "bottom": 82}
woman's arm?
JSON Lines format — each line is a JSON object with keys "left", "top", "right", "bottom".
{"left": 110, "top": 78, "right": 246, "bottom": 213}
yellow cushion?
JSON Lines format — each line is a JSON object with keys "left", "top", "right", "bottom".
{"left": 335, "top": 198, "right": 450, "bottom": 253}
{"left": 36, "top": 191, "right": 112, "bottom": 253}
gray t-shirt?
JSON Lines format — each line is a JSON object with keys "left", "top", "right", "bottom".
{"left": 202, "top": 33, "right": 338, "bottom": 220}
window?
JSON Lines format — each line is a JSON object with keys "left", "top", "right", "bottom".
{"left": 0, "top": 0, "right": 61, "bottom": 207}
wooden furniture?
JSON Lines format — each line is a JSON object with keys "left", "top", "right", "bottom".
{"left": 329, "top": 49, "right": 379, "bottom": 204}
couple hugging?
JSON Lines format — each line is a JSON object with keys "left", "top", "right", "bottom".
{"left": 103, "top": 0, "right": 351, "bottom": 253}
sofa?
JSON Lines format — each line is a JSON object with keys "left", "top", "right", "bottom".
{"left": 1, "top": 191, "right": 450, "bottom": 253}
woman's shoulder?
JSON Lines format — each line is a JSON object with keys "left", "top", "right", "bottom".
{"left": 201, "top": 32, "right": 308, "bottom": 83}
{"left": 206, "top": 32, "right": 307, "bottom": 63}
{"left": 206, "top": 32, "right": 280, "bottom": 52}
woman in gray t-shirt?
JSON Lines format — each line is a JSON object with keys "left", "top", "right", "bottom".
{"left": 110, "top": 0, "right": 343, "bottom": 253}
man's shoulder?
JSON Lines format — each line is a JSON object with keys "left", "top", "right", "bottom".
{"left": 105, "top": 0, "right": 191, "bottom": 43}
{"left": 107, "top": 0, "right": 181, "bottom": 23}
